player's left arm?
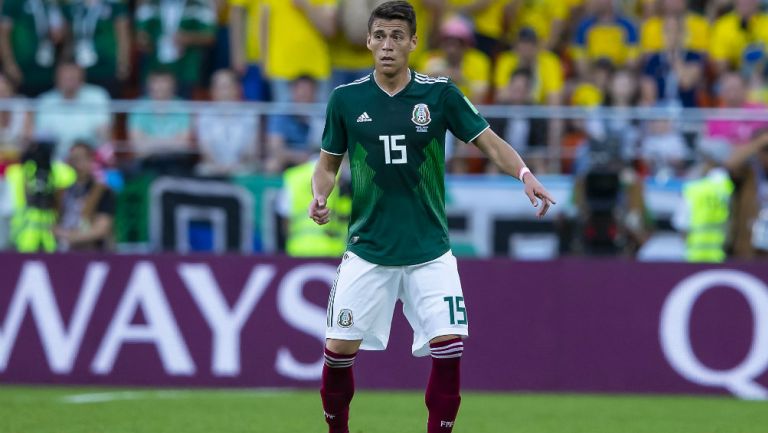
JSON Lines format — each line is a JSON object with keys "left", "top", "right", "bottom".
{"left": 472, "top": 128, "right": 556, "bottom": 217}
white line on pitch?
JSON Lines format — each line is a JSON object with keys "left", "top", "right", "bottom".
{"left": 60, "top": 388, "right": 296, "bottom": 404}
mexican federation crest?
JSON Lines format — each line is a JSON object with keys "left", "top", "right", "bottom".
{"left": 412, "top": 103, "right": 431, "bottom": 132}
{"left": 338, "top": 309, "right": 354, "bottom": 328}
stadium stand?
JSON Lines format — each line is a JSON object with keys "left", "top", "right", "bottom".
{"left": 0, "top": 0, "right": 766, "bottom": 260}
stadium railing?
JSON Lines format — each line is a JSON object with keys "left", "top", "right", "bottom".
{"left": 0, "top": 99, "right": 763, "bottom": 259}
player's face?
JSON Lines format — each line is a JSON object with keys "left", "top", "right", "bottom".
{"left": 367, "top": 19, "right": 416, "bottom": 76}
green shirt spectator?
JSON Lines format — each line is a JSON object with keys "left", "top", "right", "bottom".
{"left": 0, "top": 0, "right": 65, "bottom": 96}
{"left": 61, "top": 0, "right": 131, "bottom": 97}
{"left": 134, "top": 0, "right": 216, "bottom": 96}
{"left": 128, "top": 70, "right": 192, "bottom": 159}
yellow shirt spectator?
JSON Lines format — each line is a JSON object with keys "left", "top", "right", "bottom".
{"left": 572, "top": 15, "right": 640, "bottom": 67}
{"left": 419, "top": 48, "right": 491, "bottom": 101}
{"left": 263, "top": 0, "right": 335, "bottom": 80}
{"left": 495, "top": 50, "right": 563, "bottom": 104}
{"left": 641, "top": 13, "right": 709, "bottom": 54}
{"left": 410, "top": 0, "right": 440, "bottom": 66}
{"left": 229, "top": 0, "right": 262, "bottom": 62}
{"left": 449, "top": 0, "right": 510, "bottom": 40}
{"left": 513, "top": 0, "right": 571, "bottom": 45}
{"left": 710, "top": 11, "right": 768, "bottom": 70}
{"left": 331, "top": 35, "right": 374, "bottom": 71}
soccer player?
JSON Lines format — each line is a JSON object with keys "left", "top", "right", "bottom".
{"left": 310, "top": 2, "right": 556, "bottom": 432}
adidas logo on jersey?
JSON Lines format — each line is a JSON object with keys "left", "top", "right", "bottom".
{"left": 356, "top": 112, "right": 373, "bottom": 122}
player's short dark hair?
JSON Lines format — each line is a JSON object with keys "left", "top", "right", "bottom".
{"left": 368, "top": 1, "right": 417, "bottom": 36}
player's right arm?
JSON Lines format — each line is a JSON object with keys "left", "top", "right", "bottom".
{"left": 473, "top": 128, "right": 556, "bottom": 218}
{"left": 310, "top": 89, "right": 347, "bottom": 225}
{"left": 309, "top": 151, "right": 343, "bottom": 225}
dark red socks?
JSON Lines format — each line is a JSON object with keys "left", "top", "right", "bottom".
{"left": 320, "top": 348, "right": 357, "bottom": 433}
{"left": 426, "top": 338, "right": 464, "bottom": 433}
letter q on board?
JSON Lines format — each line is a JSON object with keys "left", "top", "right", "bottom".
{"left": 659, "top": 269, "right": 768, "bottom": 400}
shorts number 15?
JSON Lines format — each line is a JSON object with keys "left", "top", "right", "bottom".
{"left": 443, "top": 296, "right": 467, "bottom": 325}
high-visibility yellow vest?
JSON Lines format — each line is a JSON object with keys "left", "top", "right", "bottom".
{"left": 283, "top": 161, "right": 350, "bottom": 257}
{"left": 683, "top": 173, "right": 734, "bottom": 262}
{"left": 5, "top": 161, "right": 76, "bottom": 252}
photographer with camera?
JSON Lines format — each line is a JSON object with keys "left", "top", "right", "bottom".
{"left": 4, "top": 137, "right": 75, "bottom": 252}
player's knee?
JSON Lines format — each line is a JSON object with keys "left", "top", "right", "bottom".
{"left": 429, "top": 335, "right": 464, "bottom": 359}
{"left": 430, "top": 335, "right": 462, "bottom": 344}
{"left": 325, "top": 338, "right": 362, "bottom": 355}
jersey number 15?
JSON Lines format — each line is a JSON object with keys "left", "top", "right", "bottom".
{"left": 379, "top": 135, "right": 407, "bottom": 164}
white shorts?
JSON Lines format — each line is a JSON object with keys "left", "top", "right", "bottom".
{"left": 326, "top": 250, "right": 469, "bottom": 357}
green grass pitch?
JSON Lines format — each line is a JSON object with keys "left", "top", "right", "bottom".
{"left": 1, "top": 386, "right": 766, "bottom": 433}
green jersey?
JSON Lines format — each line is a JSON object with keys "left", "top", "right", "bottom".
{"left": 1, "top": 0, "right": 57, "bottom": 91}
{"left": 322, "top": 70, "right": 489, "bottom": 266}
{"left": 62, "top": 0, "right": 128, "bottom": 81}
{"left": 134, "top": 0, "right": 215, "bottom": 86}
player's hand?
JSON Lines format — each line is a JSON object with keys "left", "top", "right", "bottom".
{"left": 309, "top": 196, "right": 331, "bottom": 225}
{"left": 523, "top": 173, "right": 556, "bottom": 218}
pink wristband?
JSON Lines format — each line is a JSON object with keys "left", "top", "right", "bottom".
{"left": 518, "top": 166, "right": 531, "bottom": 182}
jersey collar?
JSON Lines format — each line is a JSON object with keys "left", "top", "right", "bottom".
{"left": 372, "top": 69, "right": 413, "bottom": 98}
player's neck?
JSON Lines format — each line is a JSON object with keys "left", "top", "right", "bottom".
{"left": 373, "top": 68, "right": 411, "bottom": 96}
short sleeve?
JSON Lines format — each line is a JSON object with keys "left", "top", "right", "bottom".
{"left": 463, "top": 50, "right": 490, "bottom": 88}
{"left": 321, "top": 90, "right": 347, "bottom": 155}
{"left": 442, "top": 83, "right": 489, "bottom": 143}
{"left": 639, "top": 19, "right": 660, "bottom": 53}
{"left": 620, "top": 17, "right": 639, "bottom": 45}
{"left": 541, "top": 53, "right": 563, "bottom": 96}
{"left": 709, "top": 19, "right": 730, "bottom": 62}
{"left": 688, "top": 14, "right": 709, "bottom": 53}
{"left": 574, "top": 18, "right": 591, "bottom": 47}
{"left": 571, "top": 19, "right": 592, "bottom": 61}
{"left": 619, "top": 17, "right": 640, "bottom": 62}
{"left": 493, "top": 52, "right": 516, "bottom": 90}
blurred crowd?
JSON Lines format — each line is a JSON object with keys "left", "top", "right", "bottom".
{"left": 0, "top": 0, "right": 767, "bottom": 260}
{"left": 0, "top": 0, "right": 768, "bottom": 171}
